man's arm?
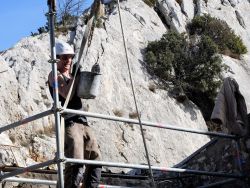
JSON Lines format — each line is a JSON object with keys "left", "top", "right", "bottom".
{"left": 48, "top": 72, "right": 78, "bottom": 99}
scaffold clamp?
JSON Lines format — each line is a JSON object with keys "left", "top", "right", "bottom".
{"left": 48, "top": 59, "right": 59, "bottom": 64}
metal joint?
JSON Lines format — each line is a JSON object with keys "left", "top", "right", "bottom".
{"left": 56, "top": 157, "right": 66, "bottom": 163}
{"left": 45, "top": 12, "right": 57, "bottom": 17}
{"left": 48, "top": 59, "right": 58, "bottom": 64}
{"left": 57, "top": 107, "right": 64, "bottom": 113}
{"left": 51, "top": 105, "right": 63, "bottom": 113}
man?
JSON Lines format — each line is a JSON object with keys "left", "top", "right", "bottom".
{"left": 48, "top": 40, "right": 101, "bottom": 188}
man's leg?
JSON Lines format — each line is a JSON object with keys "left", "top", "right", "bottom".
{"left": 83, "top": 126, "right": 102, "bottom": 188}
{"left": 84, "top": 165, "right": 102, "bottom": 188}
{"left": 64, "top": 164, "right": 84, "bottom": 188}
{"left": 65, "top": 122, "right": 85, "bottom": 188}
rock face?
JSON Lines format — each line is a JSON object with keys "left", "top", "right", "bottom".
{"left": 0, "top": 0, "right": 250, "bottom": 186}
{"left": 157, "top": 0, "right": 188, "bottom": 33}
{"left": 70, "top": 0, "right": 210, "bottom": 167}
{"left": 0, "top": 36, "right": 55, "bottom": 166}
{"left": 0, "top": 56, "right": 20, "bottom": 126}
{"left": 196, "top": 0, "right": 250, "bottom": 55}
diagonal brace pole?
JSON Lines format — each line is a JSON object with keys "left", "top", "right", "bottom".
{"left": 0, "top": 110, "right": 53, "bottom": 134}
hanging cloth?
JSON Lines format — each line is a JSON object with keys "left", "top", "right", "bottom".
{"left": 211, "top": 77, "right": 249, "bottom": 137}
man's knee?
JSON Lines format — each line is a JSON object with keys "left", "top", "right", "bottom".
{"left": 84, "top": 127, "right": 101, "bottom": 160}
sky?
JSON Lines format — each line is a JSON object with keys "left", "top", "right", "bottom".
{"left": 0, "top": 0, "right": 93, "bottom": 51}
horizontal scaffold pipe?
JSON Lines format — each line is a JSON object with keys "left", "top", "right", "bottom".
{"left": 1, "top": 167, "right": 147, "bottom": 179}
{"left": 0, "top": 166, "right": 57, "bottom": 174}
{"left": 3, "top": 177, "right": 57, "bottom": 185}
{"left": 62, "top": 109, "right": 236, "bottom": 139}
{"left": 65, "top": 158, "right": 243, "bottom": 179}
{"left": 2, "top": 177, "right": 131, "bottom": 188}
{"left": 0, "top": 159, "right": 56, "bottom": 181}
{"left": 98, "top": 185, "right": 132, "bottom": 188}
{"left": 0, "top": 110, "right": 53, "bottom": 134}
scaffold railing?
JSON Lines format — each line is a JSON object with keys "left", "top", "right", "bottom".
{"left": 62, "top": 108, "right": 237, "bottom": 139}
{"left": 0, "top": 106, "right": 245, "bottom": 187}
{"left": 0, "top": 0, "right": 247, "bottom": 187}
{"left": 2, "top": 177, "right": 133, "bottom": 188}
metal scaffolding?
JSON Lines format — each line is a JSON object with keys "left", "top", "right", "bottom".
{"left": 2, "top": 177, "right": 132, "bottom": 188}
{"left": 0, "top": 0, "right": 246, "bottom": 187}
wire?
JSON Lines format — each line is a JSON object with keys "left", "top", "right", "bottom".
{"left": 116, "top": 0, "right": 156, "bottom": 187}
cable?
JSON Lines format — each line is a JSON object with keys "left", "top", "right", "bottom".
{"left": 116, "top": 0, "right": 156, "bottom": 187}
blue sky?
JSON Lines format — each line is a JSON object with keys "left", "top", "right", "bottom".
{"left": 0, "top": 0, "right": 93, "bottom": 51}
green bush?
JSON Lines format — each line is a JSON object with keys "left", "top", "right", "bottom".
{"left": 191, "top": 36, "right": 226, "bottom": 98}
{"left": 145, "top": 31, "right": 225, "bottom": 119}
{"left": 188, "top": 14, "right": 247, "bottom": 57}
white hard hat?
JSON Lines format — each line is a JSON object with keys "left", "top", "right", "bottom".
{"left": 55, "top": 40, "right": 75, "bottom": 56}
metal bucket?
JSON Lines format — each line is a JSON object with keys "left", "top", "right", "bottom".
{"left": 77, "top": 71, "right": 101, "bottom": 99}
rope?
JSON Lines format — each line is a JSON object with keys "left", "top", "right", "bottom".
{"left": 116, "top": 1, "right": 156, "bottom": 187}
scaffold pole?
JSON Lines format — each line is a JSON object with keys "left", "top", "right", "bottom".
{"left": 0, "top": 159, "right": 56, "bottom": 181}
{"left": 2, "top": 177, "right": 57, "bottom": 185}
{"left": 62, "top": 109, "right": 236, "bottom": 139}
{"left": 0, "top": 110, "right": 53, "bottom": 134}
{"left": 2, "top": 177, "right": 132, "bottom": 188}
{"left": 65, "top": 158, "right": 244, "bottom": 178}
{"left": 47, "top": 0, "right": 64, "bottom": 187}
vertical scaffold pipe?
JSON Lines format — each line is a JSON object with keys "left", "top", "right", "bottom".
{"left": 47, "top": 0, "right": 64, "bottom": 187}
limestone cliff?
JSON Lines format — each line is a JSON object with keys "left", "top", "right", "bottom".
{"left": 0, "top": 0, "right": 250, "bottom": 186}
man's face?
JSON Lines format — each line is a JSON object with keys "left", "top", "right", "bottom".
{"left": 58, "top": 54, "right": 73, "bottom": 72}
